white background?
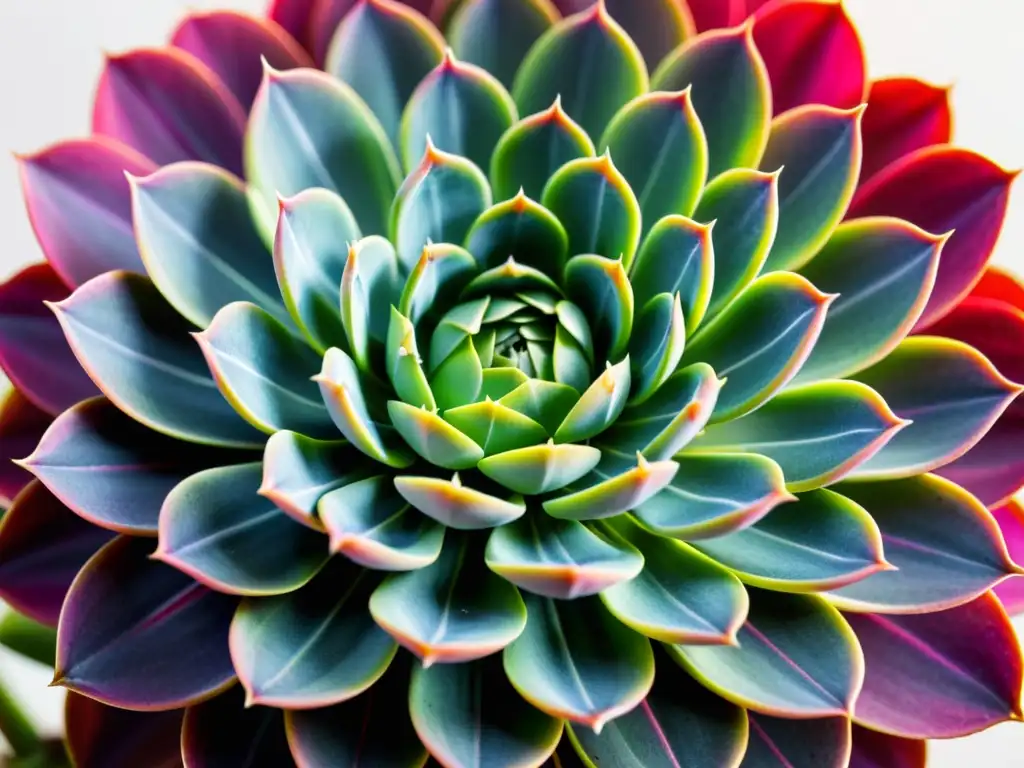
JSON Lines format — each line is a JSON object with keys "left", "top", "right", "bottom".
{"left": 1, "top": 0, "right": 1023, "bottom": 764}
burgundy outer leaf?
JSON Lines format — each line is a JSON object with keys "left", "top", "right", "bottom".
{"left": 685, "top": 0, "right": 747, "bottom": 32}
{"left": 171, "top": 11, "right": 313, "bottom": 111}
{"left": 847, "top": 592, "right": 1024, "bottom": 738}
{"left": 17, "top": 137, "right": 156, "bottom": 287}
{"left": 66, "top": 691, "right": 185, "bottom": 768}
{"left": 751, "top": 0, "right": 867, "bottom": 115}
{"left": 993, "top": 499, "right": 1024, "bottom": 616}
{"left": 182, "top": 685, "right": 294, "bottom": 767}
{"left": 970, "top": 265, "right": 1024, "bottom": 308}
{"left": 267, "top": 0, "right": 318, "bottom": 50}
{"left": 849, "top": 724, "right": 926, "bottom": 768}
{"left": 0, "top": 388, "right": 51, "bottom": 505}
{"left": 0, "top": 263, "right": 99, "bottom": 416}
{"left": 849, "top": 146, "right": 1016, "bottom": 331}
{"left": 0, "top": 480, "right": 114, "bottom": 626}
{"left": 92, "top": 48, "right": 247, "bottom": 176}
{"left": 859, "top": 78, "right": 952, "bottom": 185}
{"left": 56, "top": 535, "right": 239, "bottom": 710}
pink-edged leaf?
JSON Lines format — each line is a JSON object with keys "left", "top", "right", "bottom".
{"left": 92, "top": 48, "right": 247, "bottom": 176}
{"left": 267, "top": 0, "right": 318, "bottom": 50}
{"left": 171, "top": 11, "right": 313, "bottom": 110}
{"left": 993, "top": 499, "right": 1024, "bottom": 616}
{"left": 0, "top": 388, "right": 51, "bottom": 505}
{"left": 742, "top": 714, "right": 851, "bottom": 768}
{"left": 17, "top": 137, "right": 156, "bottom": 287}
{"left": 56, "top": 535, "right": 239, "bottom": 710}
{"left": 0, "top": 263, "right": 99, "bottom": 416}
{"left": 0, "top": 480, "right": 114, "bottom": 626}
{"left": 847, "top": 592, "right": 1024, "bottom": 738}
{"left": 751, "top": 0, "right": 866, "bottom": 115}
{"left": 685, "top": 0, "right": 746, "bottom": 32}
{"left": 65, "top": 691, "right": 184, "bottom": 768}
{"left": 849, "top": 146, "right": 1016, "bottom": 331}
{"left": 849, "top": 724, "right": 925, "bottom": 768}
{"left": 859, "top": 77, "right": 952, "bottom": 185}
{"left": 182, "top": 684, "right": 294, "bottom": 767}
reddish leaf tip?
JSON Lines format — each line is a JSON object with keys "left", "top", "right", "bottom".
{"left": 49, "top": 674, "right": 66, "bottom": 688}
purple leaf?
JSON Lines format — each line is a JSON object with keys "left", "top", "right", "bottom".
{"left": 267, "top": 0, "right": 318, "bottom": 51}
{"left": 65, "top": 691, "right": 184, "bottom": 768}
{"left": 849, "top": 724, "right": 926, "bottom": 768}
{"left": 182, "top": 685, "right": 294, "bottom": 767}
{"left": 0, "top": 388, "right": 52, "bottom": 505}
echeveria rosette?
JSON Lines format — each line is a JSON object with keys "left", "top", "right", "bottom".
{"left": 0, "top": 1, "right": 1022, "bottom": 767}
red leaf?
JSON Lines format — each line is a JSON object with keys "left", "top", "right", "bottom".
{"left": 993, "top": 499, "right": 1024, "bottom": 616}
{"left": 849, "top": 724, "right": 926, "bottom": 768}
{"left": 969, "top": 265, "right": 1024, "bottom": 311}
{"left": 0, "top": 388, "right": 52, "bottom": 506}
{"left": 680, "top": 0, "right": 746, "bottom": 32}
{"left": 267, "top": 0, "right": 318, "bottom": 50}
{"left": 65, "top": 692, "right": 184, "bottom": 768}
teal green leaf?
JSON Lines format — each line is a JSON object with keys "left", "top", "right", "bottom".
{"left": 370, "top": 532, "right": 527, "bottom": 665}
{"left": 400, "top": 49, "right": 517, "bottom": 173}
{"left": 693, "top": 168, "right": 779, "bottom": 319}
{"left": 849, "top": 337, "right": 1022, "bottom": 479}
{"left": 448, "top": 0, "right": 559, "bottom": 89}
{"left": 759, "top": 105, "right": 865, "bottom": 273}
{"left": 0, "top": 611, "right": 56, "bottom": 667}
{"left": 563, "top": 254, "right": 634, "bottom": 364}
{"left": 598, "top": 0, "right": 694, "bottom": 71}
{"left": 554, "top": 301, "right": 593, "bottom": 357}
{"left": 319, "top": 475, "right": 444, "bottom": 572}
{"left": 429, "top": 337, "right": 483, "bottom": 411}
{"left": 630, "top": 215, "right": 714, "bottom": 334}
{"left": 554, "top": 357, "right": 631, "bottom": 444}
{"left": 504, "top": 593, "right": 654, "bottom": 732}
{"left": 410, "top": 655, "right": 562, "bottom": 768}
{"left": 741, "top": 714, "right": 851, "bottom": 768}
{"left": 826, "top": 475, "right": 1020, "bottom": 613}
{"left": 629, "top": 293, "right": 686, "bottom": 405}
{"left": 386, "top": 306, "right": 436, "bottom": 410}
{"left": 260, "top": 431, "right": 374, "bottom": 530}
{"left": 130, "top": 162, "right": 289, "bottom": 331}
{"left": 340, "top": 235, "right": 402, "bottom": 372}
{"left": 633, "top": 452, "right": 792, "bottom": 540}
{"left": 490, "top": 96, "right": 595, "bottom": 200}
{"left": 543, "top": 155, "right": 642, "bottom": 267}
{"left": 315, "top": 347, "right": 414, "bottom": 468}
{"left": 481, "top": 366, "right": 529, "bottom": 399}
{"left": 246, "top": 66, "right": 401, "bottom": 239}
{"left": 694, "top": 489, "right": 887, "bottom": 592}
{"left": 399, "top": 242, "right": 477, "bottom": 328}
{"left": 670, "top": 588, "right": 864, "bottom": 718}
{"left": 231, "top": 559, "right": 395, "bottom": 708}
{"left": 498, "top": 379, "right": 579, "bottom": 434}
{"left": 463, "top": 257, "right": 561, "bottom": 299}
{"left": 600, "top": 515, "right": 747, "bottom": 645}
{"left": 554, "top": 324, "right": 593, "bottom": 393}
{"left": 477, "top": 441, "right": 601, "bottom": 495}
{"left": 512, "top": 4, "right": 647, "bottom": 141}
{"left": 604, "top": 363, "right": 722, "bottom": 461}
{"left": 276, "top": 188, "right": 361, "bottom": 353}
{"left": 485, "top": 513, "right": 643, "bottom": 599}
{"left": 464, "top": 192, "right": 569, "bottom": 273}
{"left": 444, "top": 398, "right": 548, "bottom": 454}
{"left": 796, "top": 218, "right": 945, "bottom": 383}
{"left": 323, "top": 0, "right": 444, "bottom": 148}
{"left": 196, "top": 302, "right": 335, "bottom": 438}
{"left": 429, "top": 297, "right": 490, "bottom": 371}
{"left": 652, "top": 23, "right": 771, "bottom": 177}
{"left": 600, "top": 89, "right": 708, "bottom": 227}
{"left": 394, "top": 473, "right": 526, "bottom": 530}
{"left": 390, "top": 140, "right": 492, "bottom": 270}
{"left": 388, "top": 401, "right": 484, "bottom": 469}
{"left": 691, "top": 380, "right": 905, "bottom": 493}
{"left": 682, "top": 272, "right": 834, "bottom": 423}
{"left": 544, "top": 450, "right": 678, "bottom": 521}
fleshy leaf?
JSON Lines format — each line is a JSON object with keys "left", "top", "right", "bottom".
{"left": 66, "top": 692, "right": 184, "bottom": 768}
{"left": 481, "top": 366, "right": 530, "bottom": 398}
{"left": 429, "top": 337, "right": 484, "bottom": 411}
{"left": 0, "top": 390, "right": 50, "bottom": 506}
{"left": 340, "top": 235, "right": 402, "bottom": 370}
{"left": 595, "top": 0, "right": 694, "bottom": 71}
{"left": 477, "top": 441, "right": 601, "bottom": 495}
{"left": 849, "top": 724, "right": 927, "bottom": 768}
{"left": 994, "top": 499, "right": 1024, "bottom": 615}
{"left": 742, "top": 714, "right": 851, "bottom": 768}
{"left": 388, "top": 401, "right": 484, "bottom": 469}
{"left": 268, "top": 0, "right": 317, "bottom": 48}
{"left": 56, "top": 536, "right": 237, "bottom": 709}
{"left": 395, "top": 473, "right": 525, "bottom": 530}
{"left": 543, "top": 450, "right": 678, "bottom": 521}
{"left": 400, "top": 243, "right": 478, "bottom": 330}
{"left": 444, "top": 398, "right": 548, "bottom": 455}
{"left": 628, "top": 293, "right": 686, "bottom": 405}
{"left": 497, "top": 379, "right": 580, "bottom": 434}
{"left": 370, "top": 532, "right": 527, "bottom": 665}
{"left": 181, "top": 685, "right": 291, "bottom": 767}
{"left": 156, "top": 463, "right": 328, "bottom": 596}
{"left": 465, "top": 192, "right": 569, "bottom": 273}
{"left": 553, "top": 357, "right": 631, "bottom": 444}
{"left": 386, "top": 307, "right": 436, "bottom": 410}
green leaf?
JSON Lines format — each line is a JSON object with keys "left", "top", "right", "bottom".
{"left": 693, "top": 168, "right": 780, "bottom": 319}
{"left": 490, "top": 96, "right": 595, "bottom": 200}
{"left": 247, "top": 66, "right": 401, "bottom": 239}
{"left": 323, "top": 0, "right": 444, "bottom": 148}
{"left": 543, "top": 155, "right": 642, "bottom": 267}
{"left": 759, "top": 105, "right": 864, "bottom": 273}
{"left": 480, "top": 366, "right": 529, "bottom": 399}
{"left": 563, "top": 254, "right": 634, "bottom": 365}
{"left": 485, "top": 513, "right": 643, "bottom": 599}
{"left": 544, "top": 450, "right": 678, "bottom": 521}
{"left": 598, "top": 0, "right": 694, "bottom": 71}
{"left": 370, "top": 532, "right": 527, "bottom": 665}
{"left": 400, "top": 49, "right": 517, "bottom": 173}
{"left": 504, "top": 593, "right": 654, "bottom": 732}
{"left": 464, "top": 192, "right": 569, "bottom": 273}
{"left": 600, "top": 515, "right": 747, "bottom": 645}
{"left": 795, "top": 218, "right": 945, "bottom": 383}
{"left": 554, "top": 357, "right": 631, "bottom": 444}
{"left": 388, "top": 401, "right": 484, "bottom": 469}
{"left": 670, "top": 589, "right": 863, "bottom": 718}
{"left": 630, "top": 215, "right": 714, "bottom": 335}
{"left": 340, "top": 235, "right": 402, "bottom": 372}
{"left": 477, "top": 441, "right": 602, "bottom": 495}
{"left": 554, "top": 324, "right": 594, "bottom": 393}
{"left": 600, "top": 90, "right": 708, "bottom": 227}
{"left": 319, "top": 475, "right": 445, "bottom": 572}
{"left": 390, "top": 140, "right": 492, "bottom": 270}
{"left": 399, "top": 242, "right": 477, "bottom": 329}
{"left": 394, "top": 473, "right": 526, "bottom": 530}
{"left": 196, "top": 302, "right": 335, "bottom": 438}
{"left": 682, "top": 272, "right": 834, "bottom": 423}
{"left": 429, "top": 337, "right": 484, "bottom": 411}
{"left": 848, "top": 336, "right": 1023, "bottom": 479}
{"left": 497, "top": 379, "right": 579, "bottom": 434}
{"left": 231, "top": 559, "right": 396, "bottom": 708}
{"left": 741, "top": 714, "right": 851, "bottom": 768}
{"left": 429, "top": 297, "right": 490, "bottom": 371}
{"left": 629, "top": 293, "right": 686, "bottom": 405}
{"left": 826, "top": 475, "right": 1020, "bottom": 613}
{"left": 410, "top": 655, "right": 563, "bottom": 768}
{"left": 276, "top": 188, "right": 361, "bottom": 353}
{"left": 652, "top": 23, "right": 771, "bottom": 177}
{"left": 0, "top": 611, "right": 56, "bottom": 667}
{"left": 463, "top": 257, "right": 561, "bottom": 299}
{"left": 694, "top": 489, "right": 887, "bottom": 592}
{"left": 443, "top": 397, "right": 548, "bottom": 455}
{"left": 386, "top": 306, "right": 436, "bottom": 410}
{"left": 633, "top": 452, "right": 792, "bottom": 540}
{"left": 691, "top": 380, "right": 906, "bottom": 493}
{"left": 512, "top": 4, "right": 647, "bottom": 141}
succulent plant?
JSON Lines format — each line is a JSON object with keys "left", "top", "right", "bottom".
{"left": 0, "top": 0, "right": 1023, "bottom": 766}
